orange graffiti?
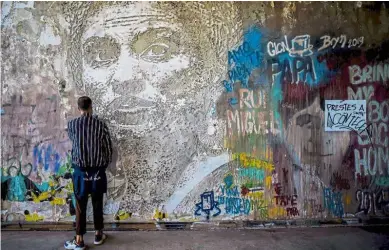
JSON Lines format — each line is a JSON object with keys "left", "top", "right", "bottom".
{"left": 344, "top": 193, "right": 352, "bottom": 206}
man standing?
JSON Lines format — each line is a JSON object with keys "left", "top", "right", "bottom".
{"left": 65, "top": 96, "right": 112, "bottom": 250}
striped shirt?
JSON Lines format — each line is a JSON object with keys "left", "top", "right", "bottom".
{"left": 67, "top": 114, "right": 112, "bottom": 169}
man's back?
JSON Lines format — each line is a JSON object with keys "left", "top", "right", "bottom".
{"left": 68, "top": 115, "right": 112, "bottom": 169}
{"left": 64, "top": 96, "right": 110, "bottom": 250}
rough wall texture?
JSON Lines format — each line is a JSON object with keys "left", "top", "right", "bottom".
{"left": 1, "top": 1, "right": 389, "bottom": 223}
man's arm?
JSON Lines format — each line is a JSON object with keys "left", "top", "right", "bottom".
{"left": 103, "top": 123, "right": 113, "bottom": 165}
{"left": 67, "top": 120, "right": 73, "bottom": 141}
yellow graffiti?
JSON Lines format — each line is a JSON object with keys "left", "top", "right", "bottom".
{"left": 153, "top": 209, "right": 168, "bottom": 220}
{"left": 249, "top": 198, "right": 269, "bottom": 212}
{"left": 179, "top": 217, "right": 199, "bottom": 222}
{"left": 30, "top": 177, "right": 74, "bottom": 206}
{"left": 224, "top": 138, "right": 230, "bottom": 148}
{"left": 232, "top": 153, "right": 274, "bottom": 171}
{"left": 65, "top": 182, "right": 73, "bottom": 192}
{"left": 25, "top": 212, "right": 44, "bottom": 222}
{"left": 268, "top": 206, "right": 286, "bottom": 219}
{"left": 265, "top": 176, "right": 272, "bottom": 189}
{"left": 50, "top": 197, "right": 66, "bottom": 206}
{"left": 246, "top": 191, "right": 264, "bottom": 199}
{"left": 32, "top": 192, "right": 51, "bottom": 203}
{"left": 115, "top": 211, "right": 131, "bottom": 220}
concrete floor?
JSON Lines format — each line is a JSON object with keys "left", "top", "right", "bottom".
{"left": 2, "top": 227, "right": 389, "bottom": 250}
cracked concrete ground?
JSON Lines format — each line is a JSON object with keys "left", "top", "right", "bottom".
{"left": 2, "top": 227, "right": 389, "bottom": 250}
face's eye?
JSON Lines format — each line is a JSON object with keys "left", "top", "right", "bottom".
{"left": 140, "top": 43, "right": 170, "bottom": 62}
{"left": 130, "top": 28, "right": 179, "bottom": 63}
{"left": 296, "top": 114, "right": 312, "bottom": 127}
{"left": 83, "top": 36, "right": 120, "bottom": 69}
{"left": 296, "top": 114, "right": 321, "bottom": 128}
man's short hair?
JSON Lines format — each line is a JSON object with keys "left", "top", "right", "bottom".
{"left": 78, "top": 96, "right": 92, "bottom": 111}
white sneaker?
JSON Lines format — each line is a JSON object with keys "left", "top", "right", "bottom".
{"left": 94, "top": 233, "right": 107, "bottom": 245}
{"left": 64, "top": 237, "right": 86, "bottom": 250}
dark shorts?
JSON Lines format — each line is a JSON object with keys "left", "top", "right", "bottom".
{"left": 72, "top": 164, "right": 107, "bottom": 198}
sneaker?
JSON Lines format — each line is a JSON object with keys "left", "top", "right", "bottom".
{"left": 64, "top": 237, "right": 86, "bottom": 250}
{"left": 94, "top": 233, "right": 107, "bottom": 245}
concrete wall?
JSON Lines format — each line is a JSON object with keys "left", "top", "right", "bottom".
{"left": 1, "top": 1, "right": 389, "bottom": 223}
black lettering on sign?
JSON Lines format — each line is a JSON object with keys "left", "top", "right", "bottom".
{"left": 325, "top": 100, "right": 367, "bottom": 132}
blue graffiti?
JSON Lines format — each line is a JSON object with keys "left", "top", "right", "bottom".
{"left": 267, "top": 34, "right": 333, "bottom": 86}
{"left": 228, "top": 97, "right": 238, "bottom": 107}
{"left": 223, "top": 27, "right": 334, "bottom": 94}
{"left": 218, "top": 185, "right": 251, "bottom": 215}
{"left": 271, "top": 52, "right": 330, "bottom": 86}
{"left": 7, "top": 175, "right": 27, "bottom": 201}
{"left": 223, "top": 174, "right": 234, "bottom": 189}
{"left": 33, "top": 144, "right": 61, "bottom": 173}
{"left": 270, "top": 43, "right": 331, "bottom": 139}
{"left": 219, "top": 185, "right": 240, "bottom": 197}
{"left": 225, "top": 26, "right": 265, "bottom": 91}
{"left": 0, "top": 172, "right": 27, "bottom": 201}
{"left": 238, "top": 168, "right": 265, "bottom": 181}
{"left": 0, "top": 108, "right": 4, "bottom": 115}
{"left": 222, "top": 28, "right": 337, "bottom": 141}
{"left": 1, "top": 158, "right": 33, "bottom": 201}
{"left": 323, "top": 188, "right": 344, "bottom": 218}
{"left": 194, "top": 191, "right": 221, "bottom": 219}
{"left": 218, "top": 196, "right": 251, "bottom": 215}
{"left": 223, "top": 80, "right": 233, "bottom": 92}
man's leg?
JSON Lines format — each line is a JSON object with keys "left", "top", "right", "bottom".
{"left": 75, "top": 194, "right": 88, "bottom": 241}
{"left": 91, "top": 192, "right": 106, "bottom": 244}
{"left": 65, "top": 194, "right": 87, "bottom": 249}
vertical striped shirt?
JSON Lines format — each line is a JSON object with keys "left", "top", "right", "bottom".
{"left": 67, "top": 114, "right": 112, "bottom": 169}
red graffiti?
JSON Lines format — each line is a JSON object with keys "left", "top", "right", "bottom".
{"left": 274, "top": 195, "right": 297, "bottom": 207}
{"left": 330, "top": 172, "right": 350, "bottom": 190}
{"left": 282, "top": 168, "right": 288, "bottom": 183}
{"left": 356, "top": 173, "right": 370, "bottom": 189}
{"left": 274, "top": 183, "right": 282, "bottom": 195}
{"left": 241, "top": 186, "right": 249, "bottom": 196}
{"left": 286, "top": 207, "right": 299, "bottom": 217}
{"left": 283, "top": 83, "right": 311, "bottom": 104}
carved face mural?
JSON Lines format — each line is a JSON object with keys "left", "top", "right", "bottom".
{"left": 81, "top": 4, "right": 190, "bottom": 134}
{"left": 64, "top": 2, "right": 241, "bottom": 214}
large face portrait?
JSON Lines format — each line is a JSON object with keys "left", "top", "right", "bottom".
{"left": 286, "top": 95, "right": 350, "bottom": 166}
{"left": 81, "top": 4, "right": 190, "bottom": 134}
{"left": 64, "top": 1, "right": 241, "bottom": 214}
{"left": 284, "top": 93, "right": 351, "bottom": 193}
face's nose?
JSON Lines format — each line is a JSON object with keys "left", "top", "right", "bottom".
{"left": 311, "top": 96, "right": 322, "bottom": 115}
{"left": 109, "top": 48, "right": 151, "bottom": 96}
{"left": 111, "top": 49, "right": 138, "bottom": 83}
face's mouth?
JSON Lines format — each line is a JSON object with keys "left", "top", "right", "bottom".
{"left": 303, "top": 145, "right": 333, "bottom": 157}
{"left": 102, "top": 95, "right": 161, "bottom": 132}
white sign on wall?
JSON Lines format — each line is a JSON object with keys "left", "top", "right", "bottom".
{"left": 325, "top": 100, "right": 367, "bottom": 132}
